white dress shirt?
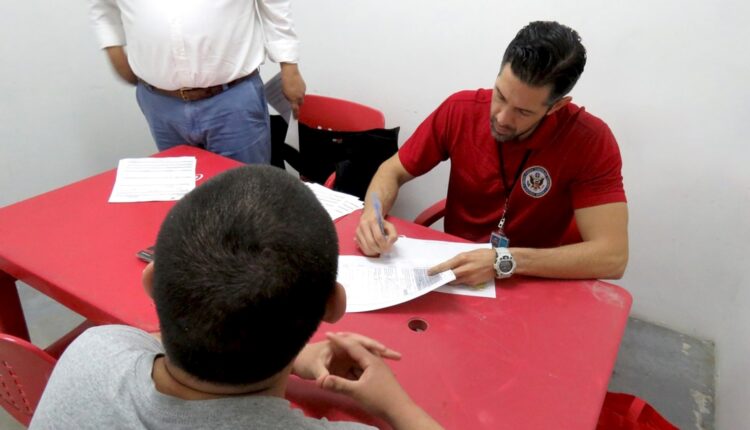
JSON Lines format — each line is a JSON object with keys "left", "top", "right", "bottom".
{"left": 89, "top": 0, "right": 299, "bottom": 90}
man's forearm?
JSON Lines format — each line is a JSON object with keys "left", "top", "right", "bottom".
{"left": 104, "top": 46, "right": 137, "bottom": 85}
{"left": 363, "top": 156, "right": 413, "bottom": 216}
{"left": 384, "top": 400, "right": 444, "bottom": 430}
{"left": 363, "top": 174, "right": 399, "bottom": 216}
{"left": 511, "top": 240, "right": 628, "bottom": 280}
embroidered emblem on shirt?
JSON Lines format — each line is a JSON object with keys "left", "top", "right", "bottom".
{"left": 521, "top": 166, "right": 552, "bottom": 198}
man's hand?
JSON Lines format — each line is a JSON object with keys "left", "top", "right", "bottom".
{"left": 104, "top": 46, "right": 137, "bottom": 85}
{"left": 355, "top": 209, "right": 398, "bottom": 256}
{"left": 292, "top": 332, "right": 401, "bottom": 382}
{"left": 280, "top": 62, "right": 306, "bottom": 118}
{"left": 319, "top": 333, "right": 443, "bottom": 430}
{"left": 318, "top": 333, "right": 408, "bottom": 417}
{"left": 428, "top": 248, "right": 496, "bottom": 286}
{"left": 354, "top": 155, "right": 415, "bottom": 256}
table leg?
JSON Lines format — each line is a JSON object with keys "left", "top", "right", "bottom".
{"left": 0, "top": 271, "right": 31, "bottom": 340}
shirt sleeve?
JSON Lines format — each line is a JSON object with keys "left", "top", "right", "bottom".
{"left": 570, "top": 124, "right": 627, "bottom": 209}
{"left": 398, "top": 97, "right": 453, "bottom": 177}
{"left": 89, "top": 0, "right": 126, "bottom": 48}
{"left": 29, "top": 326, "right": 162, "bottom": 429}
{"left": 256, "top": 0, "right": 300, "bottom": 63}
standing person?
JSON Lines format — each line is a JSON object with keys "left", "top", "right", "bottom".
{"left": 356, "top": 21, "right": 628, "bottom": 286}
{"left": 89, "top": 0, "right": 307, "bottom": 164}
{"left": 30, "top": 166, "right": 443, "bottom": 430}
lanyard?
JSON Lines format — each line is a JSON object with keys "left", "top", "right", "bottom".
{"left": 496, "top": 144, "right": 532, "bottom": 230}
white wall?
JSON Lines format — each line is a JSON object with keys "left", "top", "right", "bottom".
{"left": 0, "top": 1, "right": 153, "bottom": 207}
{"left": 2, "top": 0, "right": 748, "bottom": 427}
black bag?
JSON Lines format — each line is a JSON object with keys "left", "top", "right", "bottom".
{"left": 269, "top": 115, "right": 298, "bottom": 170}
{"left": 270, "top": 115, "right": 399, "bottom": 200}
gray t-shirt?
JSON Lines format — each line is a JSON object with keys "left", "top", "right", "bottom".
{"left": 30, "top": 325, "right": 374, "bottom": 430}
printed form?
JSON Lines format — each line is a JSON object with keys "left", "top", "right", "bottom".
{"left": 109, "top": 157, "right": 196, "bottom": 203}
{"left": 338, "top": 256, "right": 456, "bottom": 313}
{"left": 385, "top": 237, "right": 496, "bottom": 298}
{"left": 338, "top": 237, "right": 496, "bottom": 313}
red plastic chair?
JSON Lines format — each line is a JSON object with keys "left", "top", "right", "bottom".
{"left": 0, "top": 321, "right": 94, "bottom": 426}
{"left": 597, "top": 392, "right": 678, "bottom": 430}
{"left": 413, "top": 198, "right": 582, "bottom": 245}
{"left": 298, "top": 95, "right": 385, "bottom": 132}
{"left": 298, "top": 95, "right": 386, "bottom": 188}
{"left": 413, "top": 198, "right": 448, "bottom": 228}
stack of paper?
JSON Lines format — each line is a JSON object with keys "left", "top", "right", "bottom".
{"left": 305, "top": 182, "right": 363, "bottom": 220}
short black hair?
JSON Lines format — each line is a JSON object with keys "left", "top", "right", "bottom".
{"left": 501, "top": 21, "right": 587, "bottom": 104}
{"left": 152, "top": 165, "right": 339, "bottom": 385}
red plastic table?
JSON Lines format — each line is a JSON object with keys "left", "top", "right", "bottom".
{"left": 0, "top": 145, "right": 631, "bottom": 429}
{"left": 0, "top": 146, "right": 239, "bottom": 337}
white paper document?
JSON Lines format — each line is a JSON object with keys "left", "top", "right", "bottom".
{"left": 337, "top": 237, "right": 496, "bottom": 313}
{"left": 338, "top": 255, "right": 457, "bottom": 313}
{"left": 284, "top": 117, "right": 300, "bottom": 151}
{"left": 263, "top": 72, "right": 293, "bottom": 123}
{"left": 382, "top": 237, "right": 496, "bottom": 298}
{"left": 109, "top": 157, "right": 197, "bottom": 203}
{"left": 305, "top": 182, "right": 363, "bottom": 220}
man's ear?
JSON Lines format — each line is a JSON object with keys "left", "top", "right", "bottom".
{"left": 142, "top": 262, "right": 155, "bottom": 298}
{"left": 546, "top": 95, "right": 572, "bottom": 116}
{"left": 322, "top": 282, "right": 347, "bottom": 323}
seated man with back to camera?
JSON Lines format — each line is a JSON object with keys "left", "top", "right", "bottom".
{"left": 356, "top": 21, "right": 628, "bottom": 285}
{"left": 30, "top": 166, "right": 443, "bottom": 430}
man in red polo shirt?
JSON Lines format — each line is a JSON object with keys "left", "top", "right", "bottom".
{"left": 356, "top": 21, "right": 628, "bottom": 285}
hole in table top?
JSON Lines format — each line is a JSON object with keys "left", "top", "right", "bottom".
{"left": 407, "top": 318, "right": 428, "bottom": 332}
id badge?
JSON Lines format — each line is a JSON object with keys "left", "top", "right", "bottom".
{"left": 490, "top": 228, "right": 510, "bottom": 248}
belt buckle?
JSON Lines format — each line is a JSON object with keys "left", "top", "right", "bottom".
{"left": 179, "top": 88, "right": 191, "bottom": 101}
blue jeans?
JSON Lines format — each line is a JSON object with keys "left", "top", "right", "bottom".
{"left": 135, "top": 73, "right": 271, "bottom": 164}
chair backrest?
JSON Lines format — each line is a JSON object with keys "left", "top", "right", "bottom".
{"left": 298, "top": 95, "right": 385, "bottom": 131}
{"left": 0, "top": 333, "right": 57, "bottom": 427}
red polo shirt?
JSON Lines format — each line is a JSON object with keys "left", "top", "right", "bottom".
{"left": 399, "top": 89, "right": 626, "bottom": 248}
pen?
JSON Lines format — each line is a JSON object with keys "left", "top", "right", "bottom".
{"left": 371, "top": 192, "right": 386, "bottom": 237}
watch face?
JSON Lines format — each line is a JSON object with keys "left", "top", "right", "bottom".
{"left": 498, "top": 259, "right": 514, "bottom": 273}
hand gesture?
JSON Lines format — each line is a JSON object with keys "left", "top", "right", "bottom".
{"left": 318, "top": 333, "right": 444, "bottom": 430}
{"left": 317, "top": 333, "right": 410, "bottom": 417}
{"left": 292, "top": 332, "right": 400, "bottom": 382}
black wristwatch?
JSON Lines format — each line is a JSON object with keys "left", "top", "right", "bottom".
{"left": 493, "top": 247, "right": 516, "bottom": 279}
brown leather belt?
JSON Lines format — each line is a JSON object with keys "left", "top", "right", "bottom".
{"left": 141, "top": 70, "right": 258, "bottom": 102}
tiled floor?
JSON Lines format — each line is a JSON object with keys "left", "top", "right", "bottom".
{"left": 608, "top": 318, "right": 715, "bottom": 429}
{"left": 1, "top": 285, "right": 715, "bottom": 429}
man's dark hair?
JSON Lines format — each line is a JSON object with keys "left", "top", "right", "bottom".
{"left": 501, "top": 21, "right": 587, "bottom": 104}
{"left": 152, "top": 165, "right": 339, "bottom": 385}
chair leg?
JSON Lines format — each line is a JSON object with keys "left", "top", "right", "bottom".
{"left": 44, "top": 320, "right": 97, "bottom": 360}
{"left": 324, "top": 173, "right": 337, "bottom": 189}
{"left": 0, "top": 272, "right": 30, "bottom": 341}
